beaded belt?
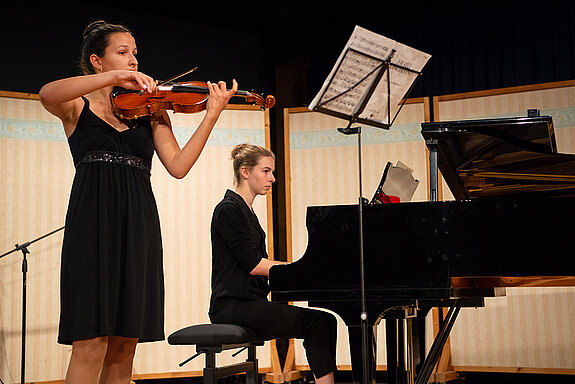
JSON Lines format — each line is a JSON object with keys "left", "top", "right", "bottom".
{"left": 79, "top": 150, "right": 150, "bottom": 172}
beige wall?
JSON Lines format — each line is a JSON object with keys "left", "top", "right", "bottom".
{"left": 283, "top": 81, "right": 575, "bottom": 374}
{"left": 434, "top": 81, "right": 575, "bottom": 371}
{"left": 3, "top": 80, "right": 575, "bottom": 382}
{"left": 0, "top": 96, "right": 273, "bottom": 382}
{"left": 284, "top": 99, "right": 430, "bottom": 369}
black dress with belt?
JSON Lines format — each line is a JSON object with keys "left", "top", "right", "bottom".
{"left": 58, "top": 97, "right": 164, "bottom": 345}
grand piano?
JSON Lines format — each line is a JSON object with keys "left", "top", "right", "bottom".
{"left": 269, "top": 112, "right": 575, "bottom": 384}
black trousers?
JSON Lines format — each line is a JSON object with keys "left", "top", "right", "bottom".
{"left": 210, "top": 299, "right": 338, "bottom": 378}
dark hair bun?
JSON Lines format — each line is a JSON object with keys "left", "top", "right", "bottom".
{"left": 78, "top": 20, "right": 131, "bottom": 75}
{"left": 82, "top": 20, "right": 107, "bottom": 40}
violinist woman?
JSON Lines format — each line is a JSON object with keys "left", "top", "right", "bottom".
{"left": 209, "top": 144, "right": 338, "bottom": 384}
{"left": 39, "top": 20, "right": 237, "bottom": 384}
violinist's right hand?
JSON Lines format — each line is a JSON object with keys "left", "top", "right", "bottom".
{"left": 112, "top": 70, "right": 157, "bottom": 94}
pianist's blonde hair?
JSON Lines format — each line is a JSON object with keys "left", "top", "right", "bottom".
{"left": 231, "top": 144, "right": 275, "bottom": 186}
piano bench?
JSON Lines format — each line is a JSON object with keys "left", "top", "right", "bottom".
{"left": 167, "top": 323, "right": 268, "bottom": 384}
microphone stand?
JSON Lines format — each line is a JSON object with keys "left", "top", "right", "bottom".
{"left": 0, "top": 226, "right": 64, "bottom": 384}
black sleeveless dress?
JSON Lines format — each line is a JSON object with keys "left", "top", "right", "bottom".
{"left": 58, "top": 98, "right": 164, "bottom": 345}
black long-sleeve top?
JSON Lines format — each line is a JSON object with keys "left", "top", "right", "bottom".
{"left": 208, "top": 189, "right": 270, "bottom": 315}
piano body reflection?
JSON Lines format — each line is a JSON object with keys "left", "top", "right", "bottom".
{"left": 269, "top": 114, "right": 575, "bottom": 384}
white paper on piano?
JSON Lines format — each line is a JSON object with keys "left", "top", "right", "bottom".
{"left": 309, "top": 26, "right": 431, "bottom": 127}
{"left": 371, "top": 160, "right": 420, "bottom": 203}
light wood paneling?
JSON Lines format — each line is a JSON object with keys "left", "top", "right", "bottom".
{"left": 435, "top": 81, "right": 575, "bottom": 371}
{"left": 284, "top": 100, "right": 430, "bottom": 369}
{"left": 0, "top": 95, "right": 273, "bottom": 382}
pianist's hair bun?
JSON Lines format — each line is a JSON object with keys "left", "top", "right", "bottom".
{"left": 231, "top": 144, "right": 275, "bottom": 186}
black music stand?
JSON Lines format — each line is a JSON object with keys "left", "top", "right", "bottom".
{"left": 309, "top": 30, "right": 427, "bottom": 384}
{"left": 312, "top": 47, "right": 419, "bottom": 131}
{"left": 0, "top": 226, "right": 64, "bottom": 384}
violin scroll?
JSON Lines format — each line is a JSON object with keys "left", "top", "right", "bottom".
{"left": 239, "top": 91, "right": 275, "bottom": 110}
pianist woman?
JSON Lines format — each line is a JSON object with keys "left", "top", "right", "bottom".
{"left": 209, "top": 143, "right": 338, "bottom": 384}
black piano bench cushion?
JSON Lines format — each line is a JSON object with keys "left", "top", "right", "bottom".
{"left": 167, "top": 324, "right": 267, "bottom": 346}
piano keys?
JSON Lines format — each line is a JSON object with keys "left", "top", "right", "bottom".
{"left": 269, "top": 113, "right": 575, "bottom": 384}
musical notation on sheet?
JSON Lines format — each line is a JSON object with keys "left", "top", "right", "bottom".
{"left": 309, "top": 26, "right": 431, "bottom": 127}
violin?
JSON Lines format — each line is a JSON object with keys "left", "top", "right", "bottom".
{"left": 111, "top": 81, "right": 276, "bottom": 120}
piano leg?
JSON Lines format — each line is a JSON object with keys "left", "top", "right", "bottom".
{"left": 406, "top": 318, "right": 415, "bottom": 384}
{"left": 406, "top": 313, "right": 428, "bottom": 384}
{"left": 385, "top": 319, "right": 408, "bottom": 384}
{"left": 385, "top": 308, "right": 429, "bottom": 384}
{"left": 398, "top": 321, "right": 405, "bottom": 384}
{"left": 409, "top": 308, "right": 430, "bottom": 378}
{"left": 386, "top": 320, "right": 398, "bottom": 384}
{"left": 347, "top": 324, "right": 377, "bottom": 384}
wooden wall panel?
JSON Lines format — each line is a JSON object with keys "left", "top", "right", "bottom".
{"left": 0, "top": 96, "right": 273, "bottom": 382}
{"left": 284, "top": 100, "right": 430, "bottom": 370}
{"left": 4, "top": 80, "right": 575, "bottom": 381}
{"left": 435, "top": 81, "right": 575, "bottom": 372}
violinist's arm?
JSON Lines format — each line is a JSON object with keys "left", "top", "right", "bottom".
{"left": 39, "top": 71, "right": 156, "bottom": 133}
{"left": 39, "top": 74, "right": 105, "bottom": 131}
{"left": 152, "top": 80, "right": 238, "bottom": 179}
{"left": 250, "top": 258, "right": 288, "bottom": 277}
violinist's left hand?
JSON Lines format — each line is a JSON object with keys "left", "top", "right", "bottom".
{"left": 205, "top": 79, "right": 238, "bottom": 117}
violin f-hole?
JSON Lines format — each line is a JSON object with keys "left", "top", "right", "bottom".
{"left": 147, "top": 94, "right": 167, "bottom": 102}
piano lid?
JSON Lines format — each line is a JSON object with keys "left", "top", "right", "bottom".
{"left": 421, "top": 114, "right": 575, "bottom": 200}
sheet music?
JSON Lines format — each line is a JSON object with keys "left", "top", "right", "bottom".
{"left": 382, "top": 160, "right": 419, "bottom": 203}
{"left": 309, "top": 26, "right": 431, "bottom": 127}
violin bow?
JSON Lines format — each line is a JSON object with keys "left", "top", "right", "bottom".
{"left": 157, "top": 66, "right": 198, "bottom": 86}
{"left": 138, "top": 66, "right": 198, "bottom": 95}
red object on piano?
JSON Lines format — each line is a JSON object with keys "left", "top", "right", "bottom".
{"left": 377, "top": 192, "right": 400, "bottom": 203}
